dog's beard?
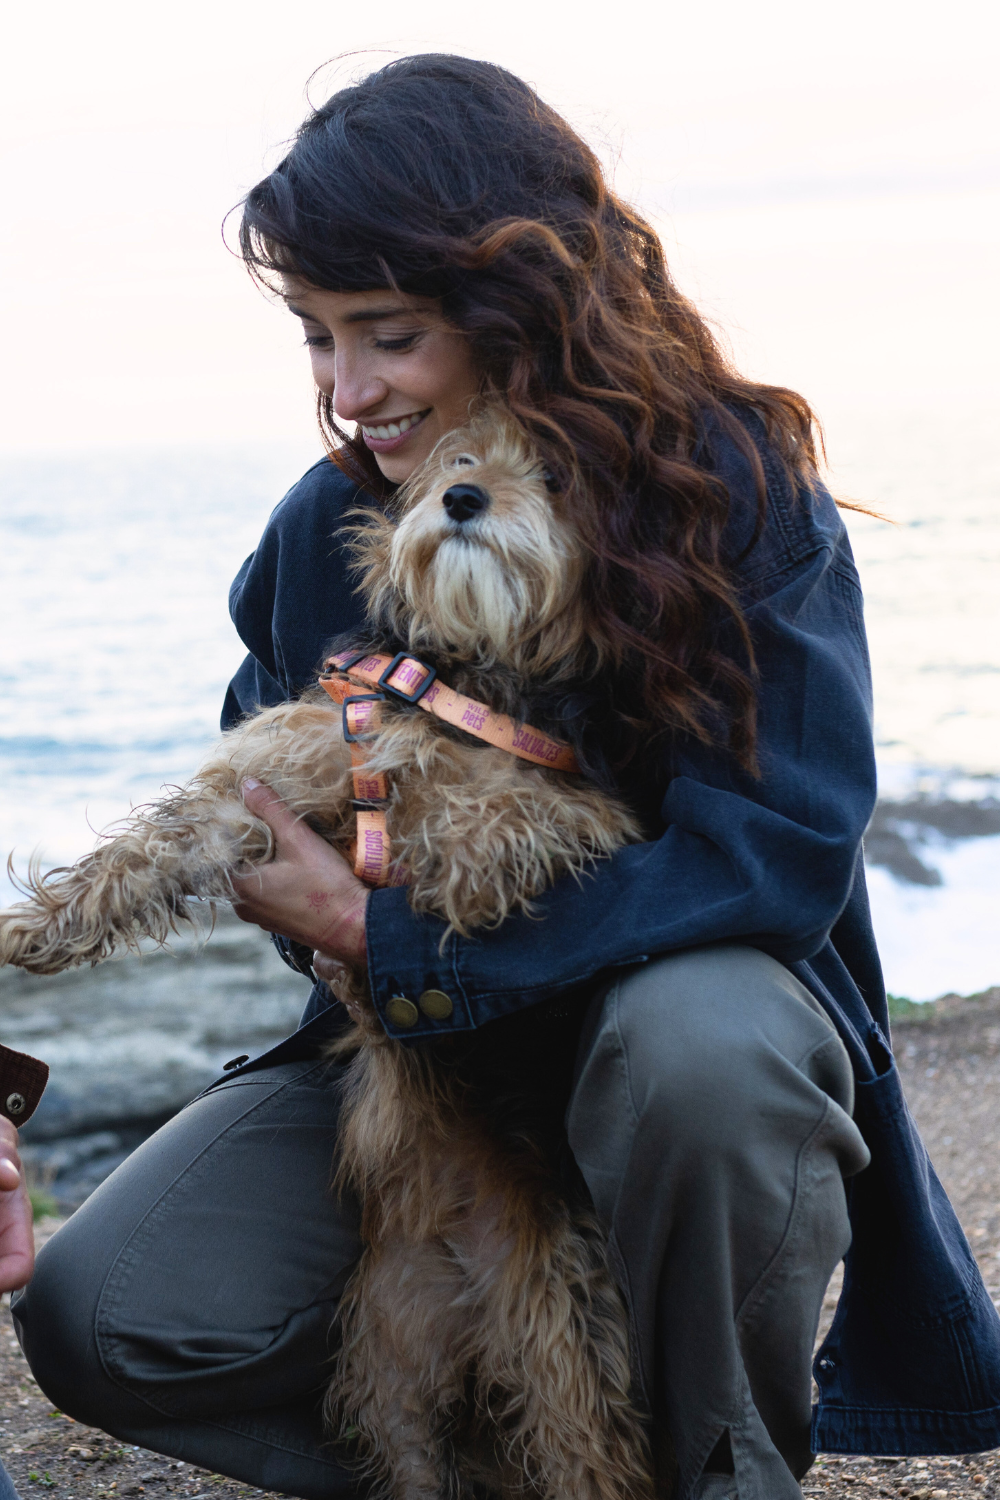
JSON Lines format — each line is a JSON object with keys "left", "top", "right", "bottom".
{"left": 387, "top": 502, "right": 584, "bottom": 672}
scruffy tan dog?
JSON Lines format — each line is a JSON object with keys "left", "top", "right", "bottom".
{"left": 0, "top": 413, "right": 652, "bottom": 1499}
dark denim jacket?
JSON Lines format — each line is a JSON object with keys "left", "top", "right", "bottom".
{"left": 223, "top": 417, "right": 1000, "bottom": 1457}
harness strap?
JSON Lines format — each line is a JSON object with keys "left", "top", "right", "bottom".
{"left": 318, "top": 649, "right": 580, "bottom": 890}
{"left": 322, "top": 650, "right": 580, "bottom": 773}
{"left": 319, "top": 674, "right": 396, "bottom": 886}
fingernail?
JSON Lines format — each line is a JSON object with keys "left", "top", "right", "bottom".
{"left": 0, "top": 1158, "right": 18, "bottom": 1176}
{"left": 242, "top": 777, "right": 261, "bottom": 792}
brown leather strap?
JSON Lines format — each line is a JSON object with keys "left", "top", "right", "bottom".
{"left": 0, "top": 1045, "right": 49, "bottom": 1127}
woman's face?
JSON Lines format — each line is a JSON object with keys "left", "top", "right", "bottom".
{"left": 286, "top": 284, "right": 481, "bottom": 483}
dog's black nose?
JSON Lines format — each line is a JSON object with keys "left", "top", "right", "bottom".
{"left": 442, "top": 484, "right": 489, "bottom": 523}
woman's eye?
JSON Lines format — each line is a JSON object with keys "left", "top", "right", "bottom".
{"left": 303, "top": 334, "right": 333, "bottom": 349}
{"left": 373, "top": 334, "right": 420, "bottom": 352}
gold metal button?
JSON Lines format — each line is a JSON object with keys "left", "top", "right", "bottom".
{"left": 418, "top": 989, "right": 454, "bottom": 1021}
{"left": 5, "top": 1093, "right": 25, "bottom": 1118}
{"left": 386, "top": 996, "right": 419, "bottom": 1029}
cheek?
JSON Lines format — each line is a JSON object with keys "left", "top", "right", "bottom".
{"left": 420, "top": 334, "right": 479, "bottom": 414}
{"left": 308, "top": 349, "right": 335, "bottom": 396}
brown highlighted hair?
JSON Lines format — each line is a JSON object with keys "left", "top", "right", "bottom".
{"left": 239, "top": 54, "right": 827, "bottom": 769}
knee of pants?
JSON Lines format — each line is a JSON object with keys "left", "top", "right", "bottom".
{"left": 12, "top": 1227, "right": 123, "bottom": 1429}
{"left": 588, "top": 944, "right": 859, "bottom": 1163}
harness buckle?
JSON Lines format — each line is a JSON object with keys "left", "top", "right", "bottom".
{"left": 342, "top": 693, "right": 385, "bottom": 743}
{"left": 377, "top": 652, "right": 437, "bottom": 703}
{"left": 322, "top": 648, "right": 368, "bottom": 676}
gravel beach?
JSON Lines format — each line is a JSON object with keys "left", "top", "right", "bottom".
{"left": 2, "top": 985, "right": 999, "bottom": 1499}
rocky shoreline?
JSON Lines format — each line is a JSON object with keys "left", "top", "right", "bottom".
{"left": 1, "top": 908, "right": 309, "bottom": 1210}
{"left": 865, "top": 797, "right": 1000, "bottom": 887}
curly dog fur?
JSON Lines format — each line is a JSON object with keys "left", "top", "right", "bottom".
{"left": 1, "top": 413, "right": 654, "bottom": 1499}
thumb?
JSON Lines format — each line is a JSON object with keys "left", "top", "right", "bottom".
{"left": 241, "top": 778, "right": 306, "bottom": 849}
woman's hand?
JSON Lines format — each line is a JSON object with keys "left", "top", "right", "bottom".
{"left": 232, "top": 780, "right": 369, "bottom": 967}
{"left": 0, "top": 1120, "right": 34, "bottom": 1293}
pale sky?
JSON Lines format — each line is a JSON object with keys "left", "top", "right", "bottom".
{"left": 2, "top": 0, "right": 997, "bottom": 456}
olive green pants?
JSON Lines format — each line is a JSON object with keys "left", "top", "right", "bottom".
{"left": 14, "top": 944, "right": 869, "bottom": 1500}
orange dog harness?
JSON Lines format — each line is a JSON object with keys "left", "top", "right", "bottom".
{"left": 319, "top": 649, "right": 580, "bottom": 888}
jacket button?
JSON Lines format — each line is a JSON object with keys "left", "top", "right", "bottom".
{"left": 223, "top": 1055, "right": 250, "bottom": 1071}
{"left": 5, "top": 1093, "right": 25, "bottom": 1118}
{"left": 418, "top": 990, "right": 453, "bottom": 1021}
{"left": 386, "top": 996, "right": 419, "bottom": 1029}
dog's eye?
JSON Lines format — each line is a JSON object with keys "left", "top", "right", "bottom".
{"left": 453, "top": 454, "right": 479, "bottom": 467}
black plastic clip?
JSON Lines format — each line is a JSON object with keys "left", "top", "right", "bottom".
{"left": 377, "top": 652, "right": 437, "bottom": 703}
{"left": 323, "top": 648, "right": 368, "bottom": 676}
{"left": 342, "top": 692, "right": 385, "bottom": 743}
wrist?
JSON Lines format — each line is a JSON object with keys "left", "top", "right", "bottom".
{"left": 315, "top": 886, "right": 369, "bottom": 966}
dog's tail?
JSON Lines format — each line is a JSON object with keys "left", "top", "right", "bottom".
{"left": 0, "top": 791, "right": 269, "bottom": 975}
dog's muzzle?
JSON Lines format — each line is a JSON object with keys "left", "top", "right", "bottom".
{"left": 441, "top": 484, "right": 489, "bottom": 523}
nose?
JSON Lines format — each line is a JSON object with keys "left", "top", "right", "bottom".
{"left": 442, "top": 484, "right": 489, "bottom": 523}
{"left": 327, "top": 352, "right": 388, "bottom": 424}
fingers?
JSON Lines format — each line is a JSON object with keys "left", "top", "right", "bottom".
{"left": 0, "top": 1231, "right": 34, "bottom": 1293}
{"left": 0, "top": 1122, "right": 34, "bottom": 1293}
{"left": 0, "top": 1120, "right": 26, "bottom": 1205}
{"left": 240, "top": 778, "right": 305, "bottom": 843}
{"left": 229, "top": 781, "right": 369, "bottom": 964}
{"left": 0, "top": 1121, "right": 21, "bottom": 1188}
{"left": 312, "top": 951, "right": 368, "bottom": 1025}
{"left": 312, "top": 950, "right": 347, "bottom": 986}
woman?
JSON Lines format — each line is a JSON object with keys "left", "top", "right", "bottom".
{"left": 13, "top": 55, "right": 1000, "bottom": 1500}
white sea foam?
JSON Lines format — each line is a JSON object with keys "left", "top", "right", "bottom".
{"left": 867, "top": 835, "right": 1000, "bottom": 1001}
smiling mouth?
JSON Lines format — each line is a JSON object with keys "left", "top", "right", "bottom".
{"left": 360, "top": 409, "right": 431, "bottom": 441}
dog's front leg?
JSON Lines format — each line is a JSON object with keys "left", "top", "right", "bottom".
{"left": 0, "top": 791, "right": 268, "bottom": 975}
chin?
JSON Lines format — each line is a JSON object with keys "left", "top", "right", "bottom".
{"left": 373, "top": 430, "right": 440, "bottom": 485}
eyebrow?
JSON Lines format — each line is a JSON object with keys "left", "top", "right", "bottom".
{"left": 287, "top": 302, "right": 415, "bottom": 325}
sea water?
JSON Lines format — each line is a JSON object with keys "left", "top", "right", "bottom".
{"left": 1, "top": 409, "right": 998, "bottom": 1001}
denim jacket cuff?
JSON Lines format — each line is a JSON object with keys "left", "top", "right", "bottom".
{"left": 365, "top": 887, "right": 476, "bottom": 1039}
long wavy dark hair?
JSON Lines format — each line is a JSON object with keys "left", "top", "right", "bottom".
{"left": 239, "top": 54, "right": 830, "bottom": 771}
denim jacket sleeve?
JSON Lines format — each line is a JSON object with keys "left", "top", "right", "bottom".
{"left": 365, "top": 507, "right": 878, "bottom": 1039}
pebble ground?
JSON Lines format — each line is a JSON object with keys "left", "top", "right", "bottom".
{"left": 3, "top": 986, "right": 999, "bottom": 1498}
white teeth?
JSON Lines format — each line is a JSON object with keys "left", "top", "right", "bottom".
{"left": 363, "top": 410, "right": 426, "bottom": 440}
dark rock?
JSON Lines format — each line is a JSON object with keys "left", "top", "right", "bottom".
{"left": 865, "top": 797, "right": 1000, "bottom": 886}
{"left": 1, "top": 907, "right": 308, "bottom": 1145}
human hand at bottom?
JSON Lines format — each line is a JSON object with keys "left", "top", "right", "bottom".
{"left": 0, "top": 1118, "right": 34, "bottom": 1293}
{"left": 232, "top": 779, "right": 370, "bottom": 973}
